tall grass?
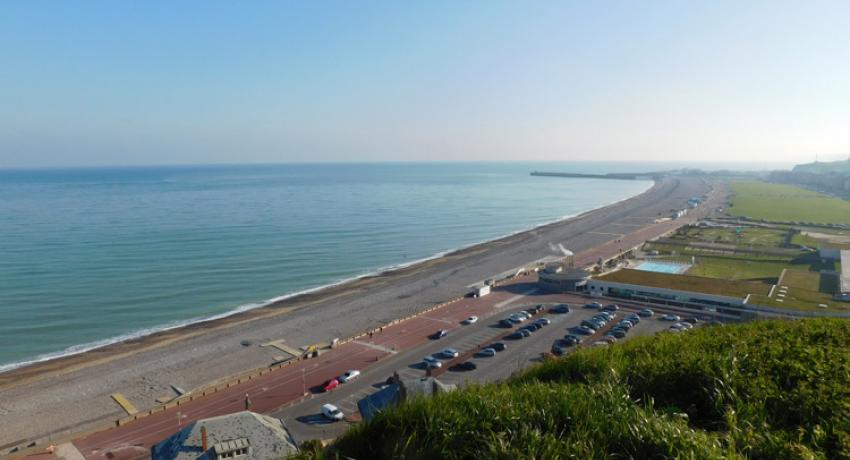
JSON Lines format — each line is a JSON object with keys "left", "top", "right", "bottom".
{"left": 296, "top": 319, "right": 850, "bottom": 459}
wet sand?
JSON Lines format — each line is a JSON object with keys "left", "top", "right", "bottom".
{"left": 0, "top": 175, "right": 713, "bottom": 449}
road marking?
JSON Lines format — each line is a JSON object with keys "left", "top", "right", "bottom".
{"left": 588, "top": 231, "right": 625, "bottom": 237}
{"left": 353, "top": 340, "right": 398, "bottom": 354}
{"left": 419, "top": 316, "right": 455, "bottom": 325}
{"left": 110, "top": 393, "right": 138, "bottom": 415}
{"left": 494, "top": 289, "right": 538, "bottom": 310}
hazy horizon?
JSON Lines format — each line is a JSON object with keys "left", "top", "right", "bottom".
{"left": 2, "top": 1, "right": 849, "bottom": 168}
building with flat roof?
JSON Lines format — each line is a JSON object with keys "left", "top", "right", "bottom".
{"left": 839, "top": 250, "right": 850, "bottom": 301}
{"left": 588, "top": 269, "right": 770, "bottom": 314}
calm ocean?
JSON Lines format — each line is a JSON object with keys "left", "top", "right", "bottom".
{"left": 0, "top": 162, "right": 665, "bottom": 371}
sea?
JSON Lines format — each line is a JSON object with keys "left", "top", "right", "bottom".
{"left": 0, "top": 161, "right": 784, "bottom": 372}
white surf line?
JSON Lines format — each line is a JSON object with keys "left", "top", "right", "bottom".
{"left": 353, "top": 340, "right": 399, "bottom": 354}
{"left": 494, "top": 288, "right": 539, "bottom": 310}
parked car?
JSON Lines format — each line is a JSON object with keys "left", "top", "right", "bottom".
{"left": 599, "top": 311, "right": 616, "bottom": 319}
{"left": 519, "top": 328, "right": 532, "bottom": 337}
{"left": 684, "top": 317, "right": 698, "bottom": 324}
{"left": 551, "top": 344, "right": 568, "bottom": 355}
{"left": 441, "top": 348, "right": 459, "bottom": 358}
{"left": 477, "top": 347, "right": 497, "bottom": 357}
{"left": 603, "top": 304, "right": 620, "bottom": 311}
{"left": 592, "top": 341, "right": 609, "bottom": 347}
{"left": 625, "top": 314, "right": 641, "bottom": 323}
{"left": 453, "top": 361, "right": 477, "bottom": 371}
{"left": 582, "top": 320, "right": 601, "bottom": 329}
{"left": 606, "top": 329, "right": 626, "bottom": 339}
{"left": 670, "top": 322, "right": 687, "bottom": 331}
{"left": 507, "top": 331, "right": 525, "bottom": 340}
{"left": 338, "top": 370, "right": 360, "bottom": 383}
{"left": 322, "top": 378, "right": 340, "bottom": 392}
{"left": 431, "top": 329, "right": 449, "bottom": 339}
{"left": 535, "top": 318, "right": 551, "bottom": 326}
{"left": 661, "top": 314, "right": 681, "bottom": 321}
{"left": 564, "top": 334, "right": 582, "bottom": 345}
{"left": 639, "top": 308, "right": 655, "bottom": 317}
{"left": 423, "top": 356, "right": 443, "bottom": 368}
{"left": 499, "top": 319, "right": 515, "bottom": 328}
{"left": 551, "top": 304, "right": 570, "bottom": 313}
{"left": 464, "top": 316, "right": 479, "bottom": 325}
{"left": 679, "top": 322, "right": 694, "bottom": 329}
{"left": 576, "top": 325, "right": 596, "bottom": 335}
{"left": 321, "top": 403, "right": 344, "bottom": 421}
{"left": 584, "top": 302, "right": 602, "bottom": 309}
{"left": 600, "top": 335, "right": 617, "bottom": 344}
{"left": 490, "top": 342, "right": 507, "bottom": 352}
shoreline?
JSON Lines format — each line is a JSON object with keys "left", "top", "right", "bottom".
{"left": 0, "top": 179, "right": 657, "bottom": 388}
{"left": 1, "top": 175, "right": 709, "bottom": 449}
{"left": 0, "top": 179, "right": 658, "bottom": 378}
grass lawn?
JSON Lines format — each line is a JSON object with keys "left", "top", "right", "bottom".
{"left": 671, "top": 226, "right": 788, "bottom": 247}
{"left": 677, "top": 256, "right": 786, "bottom": 281}
{"left": 791, "top": 230, "right": 850, "bottom": 250}
{"left": 597, "top": 268, "right": 769, "bottom": 298}
{"left": 729, "top": 181, "right": 850, "bottom": 225}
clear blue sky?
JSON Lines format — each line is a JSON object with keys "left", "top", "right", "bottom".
{"left": 1, "top": 1, "right": 848, "bottom": 167}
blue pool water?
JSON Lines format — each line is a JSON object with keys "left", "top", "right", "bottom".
{"left": 634, "top": 260, "right": 691, "bottom": 274}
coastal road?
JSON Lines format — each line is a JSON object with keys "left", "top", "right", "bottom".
{"left": 1, "top": 175, "right": 722, "bottom": 455}
{"left": 69, "top": 276, "right": 717, "bottom": 459}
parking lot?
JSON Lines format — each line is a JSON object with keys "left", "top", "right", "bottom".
{"left": 274, "top": 295, "right": 710, "bottom": 443}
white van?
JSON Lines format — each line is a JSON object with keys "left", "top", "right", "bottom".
{"left": 321, "top": 403, "right": 344, "bottom": 421}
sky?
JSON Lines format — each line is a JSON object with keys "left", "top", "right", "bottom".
{"left": 1, "top": 1, "right": 849, "bottom": 168}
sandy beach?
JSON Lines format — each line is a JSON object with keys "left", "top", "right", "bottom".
{"left": 0, "top": 175, "right": 712, "bottom": 448}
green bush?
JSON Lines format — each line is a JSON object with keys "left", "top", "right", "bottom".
{"left": 298, "top": 319, "right": 850, "bottom": 459}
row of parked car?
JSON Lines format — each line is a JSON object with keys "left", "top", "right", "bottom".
{"left": 551, "top": 304, "right": 654, "bottom": 354}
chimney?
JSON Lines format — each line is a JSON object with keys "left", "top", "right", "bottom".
{"left": 201, "top": 426, "right": 208, "bottom": 452}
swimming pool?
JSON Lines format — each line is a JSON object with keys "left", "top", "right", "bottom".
{"left": 633, "top": 260, "right": 691, "bottom": 274}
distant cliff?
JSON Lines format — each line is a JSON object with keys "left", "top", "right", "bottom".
{"left": 770, "top": 157, "right": 850, "bottom": 196}
{"left": 792, "top": 158, "right": 850, "bottom": 174}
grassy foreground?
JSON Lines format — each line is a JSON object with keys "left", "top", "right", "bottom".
{"left": 300, "top": 319, "right": 850, "bottom": 459}
{"left": 729, "top": 181, "right": 850, "bottom": 225}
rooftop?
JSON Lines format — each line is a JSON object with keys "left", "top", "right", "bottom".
{"left": 151, "top": 411, "right": 298, "bottom": 460}
{"left": 595, "top": 268, "right": 770, "bottom": 298}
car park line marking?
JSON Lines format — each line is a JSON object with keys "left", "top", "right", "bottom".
{"left": 418, "top": 316, "right": 455, "bottom": 325}
{"left": 352, "top": 340, "right": 398, "bottom": 354}
{"left": 494, "top": 289, "right": 538, "bottom": 309}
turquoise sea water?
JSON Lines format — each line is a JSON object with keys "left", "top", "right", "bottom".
{"left": 0, "top": 162, "right": 674, "bottom": 370}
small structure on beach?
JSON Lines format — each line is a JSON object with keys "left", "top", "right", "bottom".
{"left": 151, "top": 411, "right": 298, "bottom": 460}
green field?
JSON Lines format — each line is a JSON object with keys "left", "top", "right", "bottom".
{"left": 300, "top": 319, "right": 850, "bottom": 459}
{"left": 597, "top": 268, "right": 770, "bottom": 297}
{"left": 729, "top": 181, "right": 850, "bottom": 224}
{"left": 678, "top": 255, "right": 787, "bottom": 281}
{"left": 669, "top": 226, "right": 788, "bottom": 247}
{"left": 747, "top": 269, "right": 846, "bottom": 312}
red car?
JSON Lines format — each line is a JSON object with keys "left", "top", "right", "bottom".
{"left": 323, "top": 378, "right": 340, "bottom": 392}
